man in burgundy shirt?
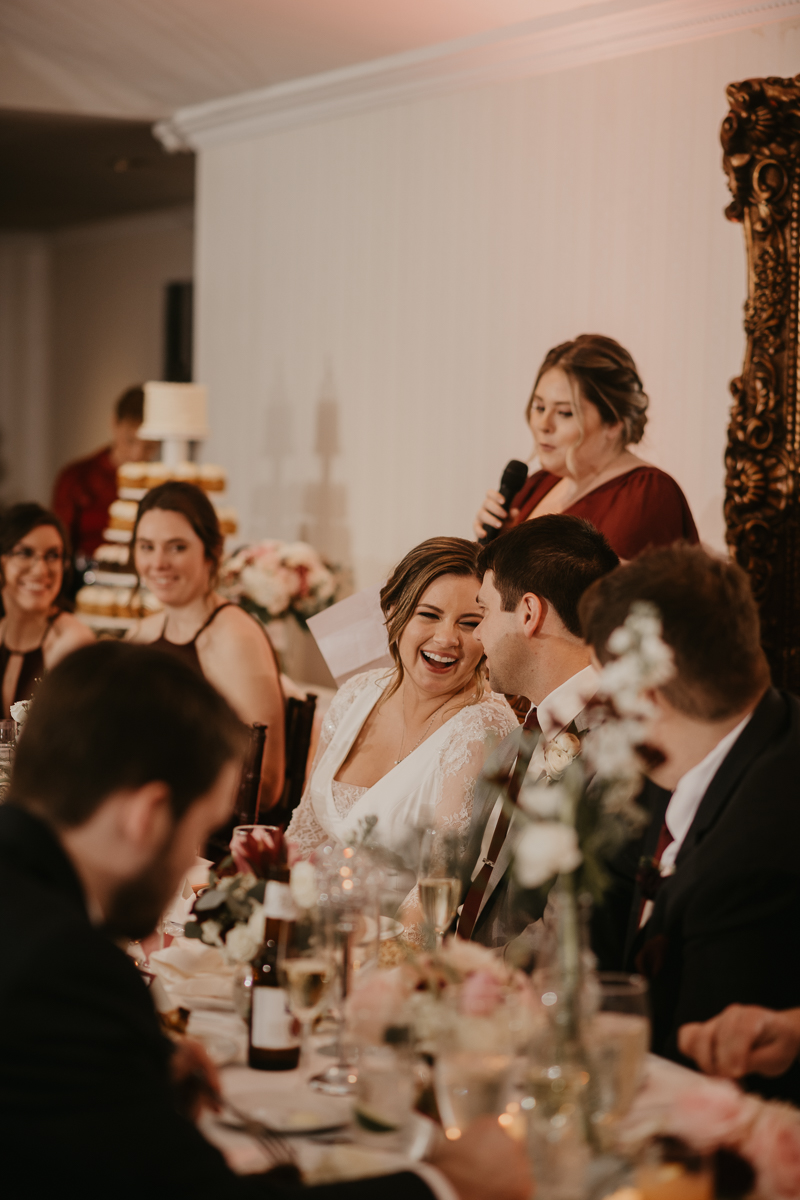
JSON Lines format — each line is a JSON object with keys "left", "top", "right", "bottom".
{"left": 52, "top": 385, "right": 155, "bottom": 566}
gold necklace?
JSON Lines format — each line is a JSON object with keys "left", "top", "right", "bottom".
{"left": 394, "top": 692, "right": 452, "bottom": 765}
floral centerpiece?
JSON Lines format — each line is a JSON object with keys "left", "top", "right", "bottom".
{"left": 347, "top": 937, "right": 535, "bottom": 1054}
{"left": 184, "top": 827, "right": 286, "bottom": 965}
{"left": 218, "top": 539, "right": 339, "bottom": 628}
{"left": 622, "top": 1064, "right": 800, "bottom": 1200}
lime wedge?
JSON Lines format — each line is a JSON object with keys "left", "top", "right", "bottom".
{"left": 353, "top": 1106, "right": 400, "bottom": 1133}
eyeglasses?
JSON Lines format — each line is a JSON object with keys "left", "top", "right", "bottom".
{"left": 6, "top": 547, "right": 64, "bottom": 567}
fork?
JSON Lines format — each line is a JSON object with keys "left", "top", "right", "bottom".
{"left": 220, "top": 1098, "right": 298, "bottom": 1167}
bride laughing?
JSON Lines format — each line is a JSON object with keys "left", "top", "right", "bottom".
{"left": 286, "top": 537, "right": 516, "bottom": 940}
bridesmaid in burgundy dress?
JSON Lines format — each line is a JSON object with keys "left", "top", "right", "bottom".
{"left": 474, "top": 334, "right": 698, "bottom": 560}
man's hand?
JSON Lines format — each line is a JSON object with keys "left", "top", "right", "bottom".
{"left": 679, "top": 1005, "right": 800, "bottom": 1080}
{"left": 169, "top": 1036, "right": 222, "bottom": 1120}
{"left": 430, "top": 1116, "right": 533, "bottom": 1200}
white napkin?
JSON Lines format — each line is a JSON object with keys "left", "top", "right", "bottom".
{"left": 149, "top": 937, "right": 236, "bottom": 1009}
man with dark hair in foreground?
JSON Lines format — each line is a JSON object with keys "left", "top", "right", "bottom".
{"left": 579, "top": 544, "right": 800, "bottom": 1104}
{"left": 0, "top": 643, "right": 531, "bottom": 1200}
{"left": 457, "top": 515, "right": 619, "bottom": 946}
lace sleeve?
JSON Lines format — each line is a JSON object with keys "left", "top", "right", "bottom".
{"left": 286, "top": 672, "right": 380, "bottom": 859}
{"left": 399, "top": 694, "right": 517, "bottom": 942}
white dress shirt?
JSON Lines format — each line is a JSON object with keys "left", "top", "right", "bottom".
{"left": 534, "top": 664, "right": 601, "bottom": 739}
{"left": 659, "top": 713, "right": 752, "bottom": 873}
{"left": 472, "top": 666, "right": 600, "bottom": 881}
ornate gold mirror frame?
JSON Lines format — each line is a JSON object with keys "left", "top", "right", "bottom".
{"left": 722, "top": 76, "right": 800, "bottom": 690}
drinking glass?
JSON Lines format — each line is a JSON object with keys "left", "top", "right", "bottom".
{"left": 277, "top": 910, "right": 334, "bottom": 1072}
{"left": 309, "top": 844, "right": 381, "bottom": 1096}
{"left": 586, "top": 972, "right": 650, "bottom": 1145}
{"left": 418, "top": 827, "right": 461, "bottom": 950}
{"left": 419, "top": 876, "right": 460, "bottom": 949}
{"left": 434, "top": 1051, "right": 515, "bottom": 1140}
{"left": 353, "top": 1039, "right": 418, "bottom": 1147}
{"left": 0, "top": 719, "right": 15, "bottom": 802}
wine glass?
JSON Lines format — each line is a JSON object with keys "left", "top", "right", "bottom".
{"left": 277, "top": 910, "right": 334, "bottom": 1073}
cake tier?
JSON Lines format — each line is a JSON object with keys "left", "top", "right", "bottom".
{"left": 138, "top": 382, "right": 210, "bottom": 440}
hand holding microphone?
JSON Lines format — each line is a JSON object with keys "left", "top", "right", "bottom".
{"left": 474, "top": 460, "right": 528, "bottom": 543}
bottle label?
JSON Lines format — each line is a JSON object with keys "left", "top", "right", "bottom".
{"left": 251, "top": 987, "right": 300, "bottom": 1050}
{"left": 264, "top": 880, "right": 298, "bottom": 921}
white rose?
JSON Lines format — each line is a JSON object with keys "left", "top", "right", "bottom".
{"left": 519, "top": 780, "right": 567, "bottom": 820}
{"left": 240, "top": 564, "right": 292, "bottom": 615}
{"left": 290, "top": 860, "right": 318, "bottom": 910}
{"left": 200, "top": 919, "right": 224, "bottom": 947}
{"left": 224, "top": 923, "right": 259, "bottom": 964}
{"left": 10, "top": 700, "right": 30, "bottom": 726}
{"left": 514, "top": 822, "right": 583, "bottom": 889}
{"left": 542, "top": 732, "right": 581, "bottom": 778}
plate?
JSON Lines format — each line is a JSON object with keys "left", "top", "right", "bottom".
{"left": 233, "top": 1089, "right": 350, "bottom": 1135}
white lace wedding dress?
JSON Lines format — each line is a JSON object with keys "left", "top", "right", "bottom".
{"left": 286, "top": 669, "right": 517, "bottom": 939}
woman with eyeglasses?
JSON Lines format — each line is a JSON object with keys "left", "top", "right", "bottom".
{"left": 0, "top": 504, "right": 94, "bottom": 717}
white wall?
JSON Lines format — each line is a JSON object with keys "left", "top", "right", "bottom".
{"left": 194, "top": 18, "right": 800, "bottom": 589}
{"left": 50, "top": 207, "right": 194, "bottom": 475}
{"left": 0, "top": 234, "right": 51, "bottom": 504}
{"left": 0, "top": 208, "right": 194, "bottom": 507}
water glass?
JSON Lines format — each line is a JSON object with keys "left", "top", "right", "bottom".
{"left": 0, "top": 719, "right": 15, "bottom": 802}
{"left": 434, "top": 1051, "right": 514, "bottom": 1139}
{"left": 586, "top": 972, "right": 650, "bottom": 1141}
{"left": 353, "top": 1040, "right": 418, "bottom": 1147}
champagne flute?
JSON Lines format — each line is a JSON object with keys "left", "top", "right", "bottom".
{"left": 277, "top": 912, "right": 333, "bottom": 1073}
{"left": 419, "top": 876, "right": 460, "bottom": 948}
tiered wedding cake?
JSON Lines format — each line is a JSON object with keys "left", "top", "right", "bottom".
{"left": 75, "top": 382, "right": 239, "bottom": 631}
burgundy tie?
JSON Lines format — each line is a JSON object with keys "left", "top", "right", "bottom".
{"left": 636, "top": 819, "right": 674, "bottom": 926}
{"left": 456, "top": 708, "right": 538, "bottom": 939}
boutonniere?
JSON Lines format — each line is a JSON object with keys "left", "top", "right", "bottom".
{"left": 636, "top": 854, "right": 676, "bottom": 901}
{"left": 542, "top": 730, "right": 582, "bottom": 780}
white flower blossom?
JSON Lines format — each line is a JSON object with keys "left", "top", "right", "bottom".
{"left": 519, "top": 780, "right": 568, "bottom": 820}
{"left": 10, "top": 700, "right": 30, "bottom": 726}
{"left": 200, "top": 919, "right": 224, "bottom": 947}
{"left": 290, "top": 860, "right": 318, "bottom": 909}
{"left": 514, "top": 822, "right": 583, "bottom": 889}
{"left": 224, "top": 923, "right": 260, "bottom": 964}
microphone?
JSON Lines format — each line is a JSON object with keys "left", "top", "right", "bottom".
{"left": 481, "top": 459, "right": 529, "bottom": 544}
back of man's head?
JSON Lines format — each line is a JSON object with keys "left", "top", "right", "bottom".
{"left": 10, "top": 642, "right": 246, "bottom": 828}
{"left": 579, "top": 544, "right": 770, "bottom": 720}
{"left": 478, "top": 515, "right": 619, "bottom": 636}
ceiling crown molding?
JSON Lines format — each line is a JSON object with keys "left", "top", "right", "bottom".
{"left": 155, "top": 0, "right": 800, "bottom": 151}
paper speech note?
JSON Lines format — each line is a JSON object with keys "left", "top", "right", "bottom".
{"left": 306, "top": 583, "right": 391, "bottom": 686}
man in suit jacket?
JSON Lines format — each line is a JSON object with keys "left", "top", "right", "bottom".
{"left": 456, "top": 515, "right": 619, "bottom": 947}
{"left": 580, "top": 544, "right": 800, "bottom": 1104}
{"left": 0, "top": 642, "right": 531, "bottom": 1200}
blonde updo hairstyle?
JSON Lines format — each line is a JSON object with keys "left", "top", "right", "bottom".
{"left": 526, "top": 334, "right": 649, "bottom": 451}
{"left": 379, "top": 537, "right": 484, "bottom": 704}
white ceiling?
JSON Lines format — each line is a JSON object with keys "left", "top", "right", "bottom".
{"left": 0, "top": 0, "right": 615, "bottom": 119}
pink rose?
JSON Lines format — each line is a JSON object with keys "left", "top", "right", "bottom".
{"left": 460, "top": 970, "right": 505, "bottom": 1017}
{"left": 742, "top": 1107, "right": 800, "bottom": 1199}
{"left": 666, "top": 1078, "right": 757, "bottom": 1150}
{"left": 347, "top": 970, "right": 412, "bottom": 1043}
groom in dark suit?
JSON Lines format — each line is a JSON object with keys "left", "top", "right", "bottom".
{"left": 580, "top": 544, "right": 800, "bottom": 1104}
{"left": 457, "top": 515, "right": 619, "bottom": 947}
{"left": 0, "top": 642, "right": 531, "bottom": 1200}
